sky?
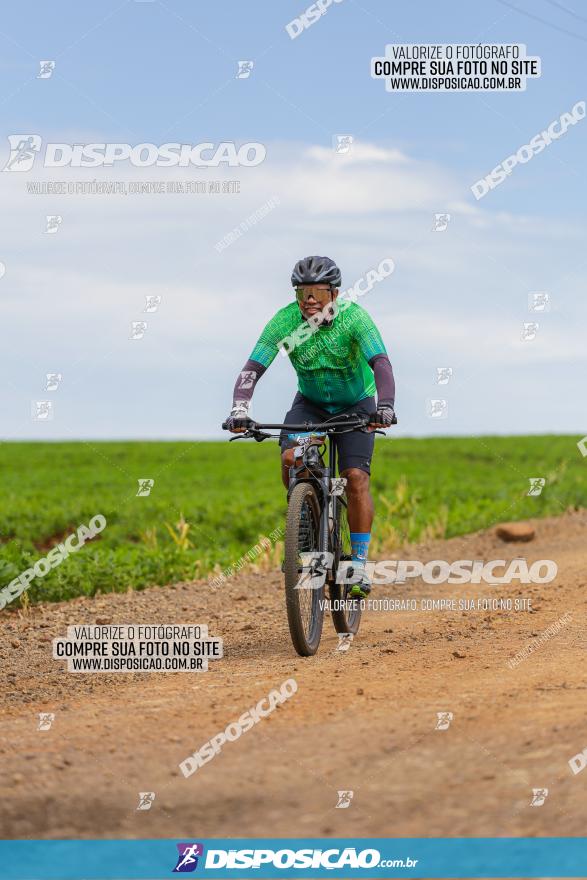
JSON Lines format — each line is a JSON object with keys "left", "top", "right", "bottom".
{"left": 0, "top": 0, "right": 586, "bottom": 439}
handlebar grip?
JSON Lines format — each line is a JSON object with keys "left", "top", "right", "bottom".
{"left": 367, "top": 412, "right": 398, "bottom": 426}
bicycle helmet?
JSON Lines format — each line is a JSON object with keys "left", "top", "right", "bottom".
{"left": 291, "top": 255, "right": 341, "bottom": 288}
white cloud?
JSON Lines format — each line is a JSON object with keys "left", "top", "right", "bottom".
{"left": 305, "top": 143, "right": 409, "bottom": 164}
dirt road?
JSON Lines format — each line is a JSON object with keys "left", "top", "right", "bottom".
{"left": 1, "top": 510, "right": 586, "bottom": 839}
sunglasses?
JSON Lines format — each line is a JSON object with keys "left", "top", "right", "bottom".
{"left": 295, "top": 286, "right": 333, "bottom": 306}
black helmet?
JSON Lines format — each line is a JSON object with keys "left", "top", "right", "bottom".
{"left": 291, "top": 255, "right": 341, "bottom": 288}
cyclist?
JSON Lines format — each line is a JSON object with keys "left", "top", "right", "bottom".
{"left": 224, "top": 256, "right": 395, "bottom": 599}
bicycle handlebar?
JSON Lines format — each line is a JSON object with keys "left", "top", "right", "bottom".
{"left": 221, "top": 413, "right": 397, "bottom": 432}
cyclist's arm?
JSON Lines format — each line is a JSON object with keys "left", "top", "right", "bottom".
{"left": 369, "top": 353, "right": 395, "bottom": 407}
{"left": 231, "top": 312, "right": 283, "bottom": 408}
{"left": 231, "top": 359, "right": 266, "bottom": 409}
{"left": 353, "top": 307, "right": 395, "bottom": 406}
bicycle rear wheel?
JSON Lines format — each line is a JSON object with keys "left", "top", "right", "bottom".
{"left": 284, "top": 482, "right": 324, "bottom": 656}
{"left": 329, "top": 494, "right": 362, "bottom": 635}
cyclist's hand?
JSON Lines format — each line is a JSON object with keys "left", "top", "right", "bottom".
{"left": 368, "top": 404, "right": 395, "bottom": 430}
{"left": 224, "top": 406, "right": 252, "bottom": 433}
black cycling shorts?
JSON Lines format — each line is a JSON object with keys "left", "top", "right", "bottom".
{"left": 279, "top": 392, "right": 376, "bottom": 475}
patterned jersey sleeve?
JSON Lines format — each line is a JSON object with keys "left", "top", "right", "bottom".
{"left": 249, "top": 310, "right": 287, "bottom": 368}
{"left": 352, "top": 305, "right": 387, "bottom": 362}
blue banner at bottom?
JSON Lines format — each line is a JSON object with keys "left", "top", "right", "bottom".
{"left": 0, "top": 838, "right": 585, "bottom": 879}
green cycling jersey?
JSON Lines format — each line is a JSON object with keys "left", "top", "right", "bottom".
{"left": 249, "top": 301, "right": 387, "bottom": 413}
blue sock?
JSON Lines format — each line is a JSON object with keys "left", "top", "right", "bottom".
{"left": 350, "top": 532, "right": 370, "bottom": 568}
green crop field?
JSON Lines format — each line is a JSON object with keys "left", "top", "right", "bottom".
{"left": 0, "top": 436, "right": 584, "bottom": 607}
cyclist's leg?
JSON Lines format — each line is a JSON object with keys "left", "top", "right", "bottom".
{"left": 335, "top": 397, "right": 376, "bottom": 595}
{"left": 279, "top": 393, "right": 327, "bottom": 488}
{"left": 341, "top": 467, "right": 374, "bottom": 532}
{"left": 335, "top": 397, "right": 376, "bottom": 515}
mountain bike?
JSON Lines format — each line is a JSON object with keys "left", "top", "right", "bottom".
{"left": 221, "top": 413, "right": 392, "bottom": 656}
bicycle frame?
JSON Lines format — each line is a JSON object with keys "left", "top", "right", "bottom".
{"left": 221, "top": 413, "right": 390, "bottom": 562}
{"left": 243, "top": 417, "right": 371, "bottom": 562}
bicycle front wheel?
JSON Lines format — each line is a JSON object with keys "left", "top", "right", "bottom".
{"left": 284, "top": 482, "right": 324, "bottom": 656}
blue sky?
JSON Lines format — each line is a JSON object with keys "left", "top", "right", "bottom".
{"left": 0, "top": 0, "right": 586, "bottom": 439}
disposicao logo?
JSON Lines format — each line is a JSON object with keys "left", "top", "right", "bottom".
{"left": 2, "top": 135, "right": 266, "bottom": 170}
{"left": 173, "top": 843, "right": 204, "bottom": 873}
